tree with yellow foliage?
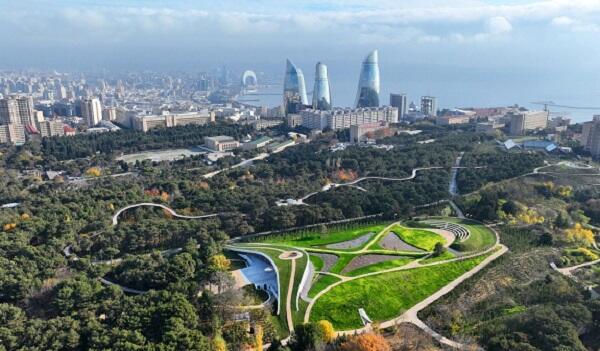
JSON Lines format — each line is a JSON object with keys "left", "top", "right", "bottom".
{"left": 20, "top": 213, "right": 30, "bottom": 221}
{"left": 209, "top": 255, "right": 231, "bottom": 272}
{"left": 565, "top": 223, "right": 595, "bottom": 246}
{"left": 341, "top": 333, "right": 391, "bottom": 351}
{"left": 254, "top": 324, "right": 263, "bottom": 351}
{"left": 213, "top": 335, "right": 227, "bottom": 351}
{"left": 317, "top": 320, "right": 335, "bottom": 342}
{"left": 85, "top": 167, "right": 102, "bottom": 177}
{"left": 516, "top": 208, "right": 545, "bottom": 225}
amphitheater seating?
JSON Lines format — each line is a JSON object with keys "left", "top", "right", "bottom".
{"left": 424, "top": 221, "right": 470, "bottom": 241}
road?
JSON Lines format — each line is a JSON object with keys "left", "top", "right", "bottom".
{"left": 291, "top": 165, "right": 486, "bottom": 205}
{"left": 111, "top": 203, "right": 219, "bottom": 226}
{"left": 200, "top": 153, "right": 270, "bottom": 178}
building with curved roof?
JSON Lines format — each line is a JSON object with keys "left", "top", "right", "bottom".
{"left": 355, "top": 50, "right": 380, "bottom": 108}
{"left": 283, "top": 59, "right": 308, "bottom": 115}
{"left": 241, "top": 70, "right": 258, "bottom": 90}
{"left": 312, "top": 62, "right": 331, "bottom": 110}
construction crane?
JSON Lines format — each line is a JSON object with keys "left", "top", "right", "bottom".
{"left": 531, "top": 101, "right": 600, "bottom": 112}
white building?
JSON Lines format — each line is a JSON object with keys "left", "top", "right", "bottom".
{"left": 102, "top": 107, "right": 117, "bottom": 121}
{"left": 81, "top": 98, "right": 103, "bottom": 127}
{"left": 204, "top": 136, "right": 239, "bottom": 152}
{"left": 132, "top": 111, "right": 215, "bottom": 132}
{"left": 421, "top": 96, "right": 438, "bottom": 117}
{"left": 508, "top": 111, "right": 549, "bottom": 135}
{"left": 300, "top": 106, "right": 398, "bottom": 131}
{"left": 0, "top": 123, "right": 26, "bottom": 144}
{"left": 38, "top": 120, "right": 65, "bottom": 137}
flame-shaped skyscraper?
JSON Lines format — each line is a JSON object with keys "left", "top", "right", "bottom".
{"left": 355, "top": 50, "right": 380, "bottom": 108}
{"left": 283, "top": 59, "right": 308, "bottom": 115}
{"left": 312, "top": 62, "right": 331, "bottom": 110}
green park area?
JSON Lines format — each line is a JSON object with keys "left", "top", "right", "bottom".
{"left": 310, "top": 253, "right": 490, "bottom": 329}
{"left": 230, "top": 217, "right": 499, "bottom": 332}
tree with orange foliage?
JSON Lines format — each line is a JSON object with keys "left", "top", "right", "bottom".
{"left": 85, "top": 167, "right": 102, "bottom": 177}
{"left": 341, "top": 333, "right": 391, "bottom": 351}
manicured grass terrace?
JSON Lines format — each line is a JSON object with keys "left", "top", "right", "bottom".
{"left": 310, "top": 253, "right": 490, "bottom": 330}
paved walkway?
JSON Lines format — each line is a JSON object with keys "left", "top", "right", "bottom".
{"left": 112, "top": 203, "right": 219, "bottom": 226}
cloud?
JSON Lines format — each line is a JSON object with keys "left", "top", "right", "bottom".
{"left": 487, "top": 16, "right": 513, "bottom": 34}
{"left": 551, "top": 15, "right": 600, "bottom": 32}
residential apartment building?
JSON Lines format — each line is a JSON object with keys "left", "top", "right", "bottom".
{"left": 582, "top": 116, "right": 600, "bottom": 158}
{"left": 421, "top": 96, "right": 438, "bottom": 117}
{"left": 508, "top": 110, "right": 549, "bottom": 135}
{"left": 80, "top": 98, "right": 103, "bottom": 127}
{"left": 300, "top": 107, "right": 398, "bottom": 131}
{"left": 0, "top": 123, "right": 25, "bottom": 144}
{"left": 38, "top": 120, "right": 65, "bottom": 137}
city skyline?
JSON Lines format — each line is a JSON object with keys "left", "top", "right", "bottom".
{"left": 2, "top": 1, "right": 598, "bottom": 119}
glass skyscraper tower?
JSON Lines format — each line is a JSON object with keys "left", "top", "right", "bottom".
{"left": 283, "top": 59, "right": 308, "bottom": 115}
{"left": 355, "top": 50, "right": 380, "bottom": 108}
{"left": 312, "top": 62, "right": 331, "bottom": 110}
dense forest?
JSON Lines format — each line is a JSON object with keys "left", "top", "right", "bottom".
{"left": 1, "top": 122, "right": 592, "bottom": 350}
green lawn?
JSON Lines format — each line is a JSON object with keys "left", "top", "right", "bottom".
{"left": 440, "top": 218, "right": 497, "bottom": 252}
{"left": 309, "top": 254, "right": 324, "bottom": 271}
{"left": 346, "top": 257, "right": 414, "bottom": 277}
{"left": 310, "top": 253, "right": 490, "bottom": 330}
{"left": 308, "top": 274, "right": 342, "bottom": 298}
{"left": 420, "top": 250, "right": 455, "bottom": 264}
{"left": 249, "top": 222, "right": 389, "bottom": 250}
{"left": 390, "top": 225, "right": 446, "bottom": 251}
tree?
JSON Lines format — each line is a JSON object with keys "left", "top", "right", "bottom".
{"left": 432, "top": 242, "right": 446, "bottom": 257}
{"left": 564, "top": 223, "right": 595, "bottom": 246}
{"left": 289, "top": 323, "right": 324, "bottom": 351}
{"left": 340, "top": 333, "right": 391, "bottom": 351}
{"left": 255, "top": 324, "right": 263, "bottom": 351}
{"left": 213, "top": 335, "right": 227, "bottom": 351}
{"left": 209, "top": 255, "right": 231, "bottom": 272}
{"left": 317, "top": 320, "right": 335, "bottom": 343}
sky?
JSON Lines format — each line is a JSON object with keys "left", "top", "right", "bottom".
{"left": 2, "top": 0, "right": 600, "bottom": 118}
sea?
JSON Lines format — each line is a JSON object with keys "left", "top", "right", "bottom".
{"left": 238, "top": 65, "right": 600, "bottom": 124}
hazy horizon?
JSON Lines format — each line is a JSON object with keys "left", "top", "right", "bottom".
{"left": 2, "top": 0, "right": 600, "bottom": 121}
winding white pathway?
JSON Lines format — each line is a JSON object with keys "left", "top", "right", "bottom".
{"left": 111, "top": 203, "right": 219, "bottom": 226}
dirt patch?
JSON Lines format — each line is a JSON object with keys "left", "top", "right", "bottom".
{"left": 311, "top": 253, "right": 338, "bottom": 272}
{"left": 279, "top": 251, "right": 302, "bottom": 260}
{"left": 326, "top": 233, "right": 373, "bottom": 249}
{"left": 379, "top": 232, "right": 424, "bottom": 252}
{"left": 428, "top": 228, "right": 457, "bottom": 247}
{"left": 342, "top": 254, "right": 408, "bottom": 274}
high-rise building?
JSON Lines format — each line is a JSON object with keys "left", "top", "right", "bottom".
{"left": 421, "top": 96, "right": 438, "bottom": 117}
{"left": 0, "top": 98, "right": 19, "bottom": 124}
{"left": 0, "top": 123, "right": 26, "bottom": 144}
{"left": 355, "top": 50, "right": 380, "bottom": 108}
{"left": 80, "top": 98, "right": 102, "bottom": 126}
{"left": 38, "top": 120, "right": 65, "bottom": 138}
{"left": 312, "top": 62, "right": 331, "bottom": 111}
{"left": 390, "top": 93, "right": 407, "bottom": 119}
{"left": 102, "top": 107, "right": 117, "bottom": 121}
{"left": 283, "top": 59, "right": 308, "bottom": 115}
{"left": 581, "top": 116, "right": 600, "bottom": 158}
{"left": 0, "top": 96, "right": 36, "bottom": 126}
